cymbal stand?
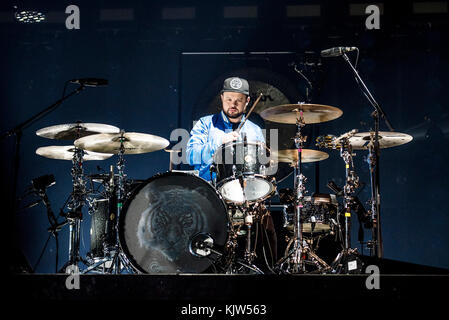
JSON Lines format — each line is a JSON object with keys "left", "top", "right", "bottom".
{"left": 109, "top": 133, "right": 134, "bottom": 274}
{"left": 290, "top": 110, "right": 306, "bottom": 272}
{"left": 60, "top": 143, "right": 88, "bottom": 273}
{"left": 83, "top": 133, "right": 134, "bottom": 274}
{"left": 367, "top": 132, "right": 383, "bottom": 257}
{"left": 277, "top": 109, "right": 330, "bottom": 273}
{"left": 331, "top": 137, "right": 360, "bottom": 273}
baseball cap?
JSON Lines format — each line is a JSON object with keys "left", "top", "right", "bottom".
{"left": 221, "top": 77, "right": 249, "bottom": 96}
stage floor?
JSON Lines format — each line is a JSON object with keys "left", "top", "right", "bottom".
{"left": 8, "top": 257, "right": 449, "bottom": 316}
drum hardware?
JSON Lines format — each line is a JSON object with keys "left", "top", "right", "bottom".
{"left": 280, "top": 108, "right": 307, "bottom": 272}
{"left": 82, "top": 132, "right": 137, "bottom": 274}
{"left": 316, "top": 129, "right": 363, "bottom": 273}
{"left": 339, "top": 131, "right": 359, "bottom": 251}
{"left": 164, "top": 146, "right": 182, "bottom": 171}
{"left": 58, "top": 143, "right": 90, "bottom": 273}
{"left": 235, "top": 177, "right": 264, "bottom": 274}
{"left": 259, "top": 102, "right": 343, "bottom": 273}
{"left": 359, "top": 131, "right": 411, "bottom": 257}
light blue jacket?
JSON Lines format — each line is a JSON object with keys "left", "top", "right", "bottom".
{"left": 186, "top": 111, "right": 265, "bottom": 181}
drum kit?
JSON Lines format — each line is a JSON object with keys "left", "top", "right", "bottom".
{"left": 32, "top": 100, "right": 412, "bottom": 274}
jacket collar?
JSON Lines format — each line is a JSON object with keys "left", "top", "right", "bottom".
{"left": 220, "top": 110, "right": 246, "bottom": 126}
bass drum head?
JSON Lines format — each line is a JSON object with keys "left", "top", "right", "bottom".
{"left": 119, "top": 172, "right": 228, "bottom": 273}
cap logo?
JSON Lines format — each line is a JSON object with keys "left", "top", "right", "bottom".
{"left": 229, "top": 78, "right": 243, "bottom": 90}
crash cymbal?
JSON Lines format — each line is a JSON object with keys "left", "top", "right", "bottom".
{"left": 348, "top": 131, "right": 413, "bottom": 150}
{"left": 74, "top": 132, "right": 170, "bottom": 154}
{"left": 36, "top": 123, "right": 120, "bottom": 140}
{"left": 36, "top": 146, "right": 113, "bottom": 161}
{"left": 259, "top": 103, "right": 343, "bottom": 124}
{"left": 271, "top": 149, "right": 329, "bottom": 164}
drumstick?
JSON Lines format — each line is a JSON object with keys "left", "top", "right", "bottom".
{"left": 235, "top": 92, "right": 263, "bottom": 134}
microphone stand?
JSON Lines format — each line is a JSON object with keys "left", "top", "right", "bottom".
{"left": 1, "top": 84, "right": 86, "bottom": 218}
{"left": 341, "top": 52, "right": 394, "bottom": 258}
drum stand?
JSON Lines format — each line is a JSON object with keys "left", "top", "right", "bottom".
{"left": 238, "top": 178, "right": 264, "bottom": 274}
{"left": 330, "top": 137, "right": 361, "bottom": 273}
{"left": 59, "top": 146, "right": 89, "bottom": 273}
{"left": 83, "top": 133, "right": 134, "bottom": 274}
{"left": 278, "top": 110, "right": 331, "bottom": 273}
{"left": 367, "top": 134, "right": 383, "bottom": 257}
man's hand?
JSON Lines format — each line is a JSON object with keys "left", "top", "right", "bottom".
{"left": 222, "top": 131, "right": 240, "bottom": 144}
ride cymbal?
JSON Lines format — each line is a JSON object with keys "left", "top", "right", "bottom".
{"left": 74, "top": 132, "right": 170, "bottom": 154}
{"left": 259, "top": 103, "right": 343, "bottom": 124}
{"left": 36, "top": 122, "right": 120, "bottom": 140}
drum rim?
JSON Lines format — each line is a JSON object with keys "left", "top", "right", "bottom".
{"left": 216, "top": 174, "right": 276, "bottom": 204}
{"left": 118, "top": 171, "right": 229, "bottom": 274}
{"left": 212, "top": 140, "right": 271, "bottom": 163}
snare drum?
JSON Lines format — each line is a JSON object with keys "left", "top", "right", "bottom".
{"left": 213, "top": 141, "right": 276, "bottom": 204}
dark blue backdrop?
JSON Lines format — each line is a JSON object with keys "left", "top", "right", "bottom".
{"left": 1, "top": 0, "right": 448, "bottom": 273}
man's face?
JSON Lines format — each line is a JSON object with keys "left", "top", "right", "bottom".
{"left": 221, "top": 92, "right": 250, "bottom": 122}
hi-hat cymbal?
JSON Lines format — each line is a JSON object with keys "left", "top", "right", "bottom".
{"left": 36, "top": 123, "right": 120, "bottom": 140}
{"left": 74, "top": 132, "right": 170, "bottom": 154}
{"left": 271, "top": 149, "right": 329, "bottom": 164}
{"left": 36, "top": 146, "right": 113, "bottom": 161}
{"left": 259, "top": 103, "right": 343, "bottom": 124}
{"left": 348, "top": 131, "right": 413, "bottom": 150}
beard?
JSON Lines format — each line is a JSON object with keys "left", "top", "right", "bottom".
{"left": 224, "top": 108, "right": 244, "bottom": 119}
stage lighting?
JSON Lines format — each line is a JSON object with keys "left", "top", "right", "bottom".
{"left": 14, "top": 9, "right": 45, "bottom": 24}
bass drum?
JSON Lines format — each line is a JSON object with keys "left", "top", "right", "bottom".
{"left": 119, "top": 172, "right": 229, "bottom": 273}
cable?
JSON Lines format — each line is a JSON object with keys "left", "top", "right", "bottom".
{"left": 33, "top": 234, "right": 52, "bottom": 272}
{"left": 55, "top": 232, "right": 59, "bottom": 272}
{"left": 262, "top": 224, "right": 276, "bottom": 274}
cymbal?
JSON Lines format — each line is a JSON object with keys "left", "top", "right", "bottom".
{"left": 36, "top": 146, "right": 113, "bottom": 161}
{"left": 271, "top": 149, "right": 329, "bottom": 164}
{"left": 348, "top": 131, "right": 413, "bottom": 150}
{"left": 36, "top": 123, "right": 120, "bottom": 140}
{"left": 74, "top": 132, "right": 170, "bottom": 154}
{"left": 259, "top": 103, "right": 343, "bottom": 124}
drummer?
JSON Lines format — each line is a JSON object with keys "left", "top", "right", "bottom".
{"left": 186, "top": 76, "right": 265, "bottom": 181}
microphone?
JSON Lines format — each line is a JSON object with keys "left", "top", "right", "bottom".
{"left": 69, "top": 78, "right": 108, "bottom": 87}
{"left": 321, "top": 47, "right": 357, "bottom": 57}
